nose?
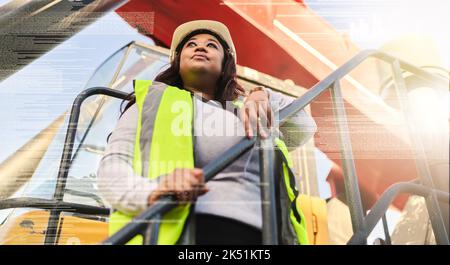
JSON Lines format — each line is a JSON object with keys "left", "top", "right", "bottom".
{"left": 194, "top": 44, "right": 207, "bottom": 53}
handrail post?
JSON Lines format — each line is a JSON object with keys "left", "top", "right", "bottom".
{"left": 391, "top": 60, "right": 449, "bottom": 244}
{"left": 258, "top": 136, "right": 279, "bottom": 245}
{"left": 330, "top": 81, "right": 367, "bottom": 244}
{"left": 142, "top": 225, "right": 152, "bottom": 245}
{"left": 45, "top": 87, "right": 129, "bottom": 245}
{"left": 142, "top": 214, "right": 161, "bottom": 245}
{"left": 381, "top": 214, "right": 391, "bottom": 245}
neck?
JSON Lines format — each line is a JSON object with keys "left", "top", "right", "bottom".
{"left": 183, "top": 80, "right": 216, "bottom": 101}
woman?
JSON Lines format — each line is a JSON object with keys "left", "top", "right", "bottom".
{"left": 98, "top": 20, "right": 317, "bottom": 245}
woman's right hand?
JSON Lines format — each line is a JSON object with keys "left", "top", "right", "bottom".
{"left": 147, "top": 168, "right": 209, "bottom": 206}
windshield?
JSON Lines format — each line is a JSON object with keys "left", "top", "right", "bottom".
{"left": 5, "top": 43, "right": 170, "bottom": 209}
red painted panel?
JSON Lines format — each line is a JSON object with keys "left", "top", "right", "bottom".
{"left": 116, "top": 0, "right": 318, "bottom": 88}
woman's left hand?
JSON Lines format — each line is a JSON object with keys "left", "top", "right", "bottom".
{"left": 240, "top": 87, "right": 273, "bottom": 139}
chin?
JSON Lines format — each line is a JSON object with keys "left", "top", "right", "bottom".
{"left": 189, "top": 65, "right": 218, "bottom": 76}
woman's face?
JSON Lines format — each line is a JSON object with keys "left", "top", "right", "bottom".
{"left": 179, "top": 33, "right": 225, "bottom": 84}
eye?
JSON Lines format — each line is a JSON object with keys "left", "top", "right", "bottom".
{"left": 186, "top": 41, "right": 196, "bottom": 47}
{"left": 207, "top": 43, "right": 218, "bottom": 49}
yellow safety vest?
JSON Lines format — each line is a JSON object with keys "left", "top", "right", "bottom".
{"left": 108, "top": 79, "right": 309, "bottom": 245}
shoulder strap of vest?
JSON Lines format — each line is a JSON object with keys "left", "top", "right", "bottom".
{"left": 274, "top": 137, "right": 304, "bottom": 224}
{"left": 274, "top": 141, "right": 309, "bottom": 244}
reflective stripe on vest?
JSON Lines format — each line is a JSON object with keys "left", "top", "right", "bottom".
{"left": 108, "top": 80, "right": 194, "bottom": 245}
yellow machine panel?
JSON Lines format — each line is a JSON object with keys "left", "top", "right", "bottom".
{"left": 0, "top": 210, "right": 108, "bottom": 245}
{"left": 297, "top": 195, "right": 329, "bottom": 245}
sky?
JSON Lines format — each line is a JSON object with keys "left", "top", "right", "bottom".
{"left": 0, "top": 11, "right": 153, "bottom": 162}
{"left": 305, "top": 0, "right": 449, "bottom": 68}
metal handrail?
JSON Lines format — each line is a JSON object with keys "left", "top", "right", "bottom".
{"left": 0, "top": 87, "right": 128, "bottom": 244}
{"left": 104, "top": 135, "right": 258, "bottom": 245}
{"left": 389, "top": 59, "right": 448, "bottom": 244}
{"left": 103, "top": 49, "right": 448, "bottom": 245}
{"left": 259, "top": 137, "right": 279, "bottom": 244}
{"left": 348, "top": 182, "right": 450, "bottom": 245}
{"left": 44, "top": 87, "right": 130, "bottom": 245}
{"left": 277, "top": 50, "right": 448, "bottom": 245}
{"left": 0, "top": 197, "right": 109, "bottom": 216}
{"left": 1, "top": 49, "right": 446, "bottom": 245}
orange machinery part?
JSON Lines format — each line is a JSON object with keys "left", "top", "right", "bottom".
{"left": 0, "top": 210, "right": 108, "bottom": 245}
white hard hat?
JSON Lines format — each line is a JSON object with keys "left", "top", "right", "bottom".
{"left": 169, "top": 20, "right": 237, "bottom": 64}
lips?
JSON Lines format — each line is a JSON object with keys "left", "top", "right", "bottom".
{"left": 192, "top": 53, "right": 208, "bottom": 60}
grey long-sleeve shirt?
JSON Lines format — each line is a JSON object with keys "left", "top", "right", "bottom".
{"left": 97, "top": 88, "right": 317, "bottom": 229}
